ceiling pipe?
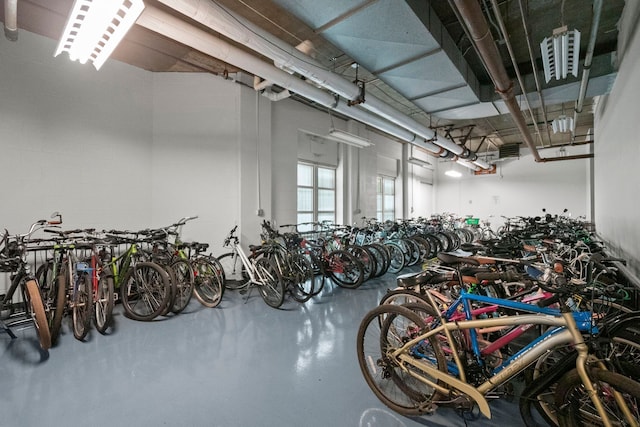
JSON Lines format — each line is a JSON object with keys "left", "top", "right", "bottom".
{"left": 489, "top": 0, "right": 545, "bottom": 149}
{"left": 136, "top": 6, "right": 444, "bottom": 153}
{"left": 573, "top": 0, "right": 603, "bottom": 134}
{"left": 517, "top": 0, "right": 552, "bottom": 147}
{"left": 4, "top": 0, "right": 18, "bottom": 41}
{"left": 253, "top": 76, "right": 291, "bottom": 101}
{"left": 154, "top": 0, "right": 490, "bottom": 169}
{"left": 451, "top": 0, "right": 543, "bottom": 163}
{"left": 538, "top": 154, "right": 594, "bottom": 162}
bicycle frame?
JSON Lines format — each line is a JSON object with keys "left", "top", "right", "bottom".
{"left": 388, "top": 292, "right": 627, "bottom": 425}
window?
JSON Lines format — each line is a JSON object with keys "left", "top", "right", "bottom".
{"left": 377, "top": 176, "right": 395, "bottom": 221}
{"left": 297, "top": 163, "right": 336, "bottom": 231}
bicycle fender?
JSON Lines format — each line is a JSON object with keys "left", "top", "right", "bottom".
{"left": 398, "top": 353, "right": 491, "bottom": 419}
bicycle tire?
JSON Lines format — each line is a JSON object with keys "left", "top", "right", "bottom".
{"left": 255, "top": 257, "right": 285, "bottom": 308}
{"left": 384, "top": 242, "right": 405, "bottom": 274}
{"left": 24, "top": 279, "right": 51, "bottom": 350}
{"left": 306, "top": 252, "right": 326, "bottom": 296}
{"left": 72, "top": 272, "right": 92, "bottom": 341}
{"left": 192, "top": 257, "right": 225, "bottom": 308}
{"left": 94, "top": 268, "right": 114, "bottom": 334}
{"left": 347, "top": 245, "right": 375, "bottom": 282}
{"left": 170, "top": 259, "right": 194, "bottom": 314}
{"left": 37, "top": 261, "right": 67, "bottom": 346}
{"left": 120, "top": 262, "right": 172, "bottom": 321}
{"left": 555, "top": 368, "right": 640, "bottom": 426}
{"left": 357, "top": 304, "right": 445, "bottom": 416}
{"left": 50, "top": 273, "right": 67, "bottom": 345}
{"left": 217, "top": 252, "right": 247, "bottom": 290}
{"left": 326, "top": 249, "right": 364, "bottom": 289}
{"left": 367, "top": 243, "right": 390, "bottom": 277}
{"left": 287, "top": 253, "right": 314, "bottom": 303}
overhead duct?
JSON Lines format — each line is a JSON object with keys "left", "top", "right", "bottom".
{"left": 4, "top": 0, "right": 18, "bottom": 41}
{"left": 451, "top": 0, "right": 542, "bottom": 163}
{"left": 136, "top": 7, "right": 441, "bottom": 153}
{"left": 154, "top": 0, "right": 490, "bottom": 169}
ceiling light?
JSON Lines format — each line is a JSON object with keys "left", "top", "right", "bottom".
{"left": 408, "top": 157, "right": 432, "bottom": 168}
{"left": 445, "top": 169, "right": 462, "bottom": 178}
{"left": 540, "top": 26, "right": 581, "bottom": 83}
{"left": 327, "top": 128, "right": 373, "bottom": 148}
{"left": 551, "top": 115, "right": 574, "bottom": 133}
{"left": 54, "top": 0, "right": 145, "bottom": 70}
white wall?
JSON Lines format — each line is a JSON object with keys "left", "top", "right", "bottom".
{"left": 0, "top": 31, "right": 153, "bottom": 233}
{"left": 594, "top": 0, "right": 640, "bottom": 276}
{"left": 435, "top": 145, "right": 591, "bottom": 229}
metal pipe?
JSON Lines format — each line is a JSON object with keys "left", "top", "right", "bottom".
{"left": 538, "top": 153, "right": 594, "bottom": 162}
{"left": 136, "top": 6, "right": 439, "bottom": 151}
{"left": 4, "top": 0, "right": 18, "bottom": 41}
{"left": 452, "top": 0, "right": 543, "bottom": 162}
{"left": 573, "top": 0, "right": 603, "bottom": 129}
{"left": 155, "top": 0, "right": 490, "bottom": 164}
{"left": 489, "top": 0, "right": 544, "bottom": 150}
{"left": 517, "top": 0, "right": 552, "bottom": 147}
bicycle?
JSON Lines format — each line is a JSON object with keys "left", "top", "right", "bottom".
{"left": 0, "top": 214, "right": 62, "bottom": 350}
{"left": 217, "top": 225, "right": 285, "bottom": 308}
{"left": 356, "top": 265, "right": 640, "bottom": 425}
{"left": 102, "top": 230, "right": 172, "bottom": 321}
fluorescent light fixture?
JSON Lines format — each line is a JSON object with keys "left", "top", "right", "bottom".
{"left": 327, "top": 128, "right": 373, "bottom": 148}
{"left": 408, "top": 157, "right": 432, "bottom": 168}
{"left": 445, "top": 169, "right": 462, "bottom": 178}
{"left": 540, "top": 26, "right": 581, "bottom": 83}
{"left": 55, "top": 0, "right": 145, "bottom": 70}
{"left": 551, "top": 115, "right": 575, "bottom": 133}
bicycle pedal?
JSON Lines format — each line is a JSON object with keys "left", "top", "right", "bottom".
{"left": 239, "top": 290, "right": 247, "bottom": 295}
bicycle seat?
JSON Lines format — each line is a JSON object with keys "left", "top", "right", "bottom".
{"left": 396, "top": 270, "right": 453, "bottom": 288}
{"left": 437, "top": 252, "right": 480, "bottom": 266}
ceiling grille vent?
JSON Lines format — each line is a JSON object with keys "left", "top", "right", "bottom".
{"left": 499, "top": 144, "right": 520, "bottom": 159}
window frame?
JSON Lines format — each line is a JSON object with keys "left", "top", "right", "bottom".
{"left": 297, "top": 162, "right": 336, "bottom": 228}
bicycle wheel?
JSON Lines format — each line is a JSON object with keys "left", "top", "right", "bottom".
{"left": 94, "top": 268, "right": 114, "bottom": 334}
{"left": 326, "top": 249, "right": 364, "bottom": 289}
{"left": 554, "top": 368, "right": 640, "bottom": 426}
{"left": 348, "top": 246, "right": 375, "bottom": 282}
{"left": 367, "top": 243, "right": 390, "bottom": 277}
{"left": 72, "top": 271, "right": 92, "bottom": 341}
{"left": 287, "top": 253, "right": 314, "bottom": 303}
{"left": 120, "top": 262, "right": 171, "bottom": 321}
{"left": 169, "top": 259, "right": 195, "bottom": 314}
{"left": 306, "top": 251, "right": 326, "bottom": 296}
{"left": 255, "top": 257, "right": 285, "bottom": 308}
{"left": 24, "top": 279, "right": 51, "bottom": 350}
{"left": 192, "top": 257, "right": 225, "bottom": 308}
{"left": 217, "top": 252, "right": 247, "bottom": 290}
{"left": 384, "top": 242, "right": 406, "bottom": 274}
{"left": 357, "top": 304, "right": 445, "bottom": 415}
{"left": 36, "top": 262, "right": 66, "bottom": 345}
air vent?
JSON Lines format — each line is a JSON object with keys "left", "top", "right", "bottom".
{"left": 499, "top": 144, "right": 520, "bottom": 159}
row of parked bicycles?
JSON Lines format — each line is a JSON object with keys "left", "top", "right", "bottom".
{"left": 2, "top": 211, "right": 458, "bottom": 350}
{"left": 0, "top": 214, "right": 225, "bottom": 349}
{"left": 356, "top": 212, "right": 640, "bottom": 426}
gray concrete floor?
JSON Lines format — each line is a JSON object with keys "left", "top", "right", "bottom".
{"left": 0, "top": 271, "right": 523, "bottom": 427}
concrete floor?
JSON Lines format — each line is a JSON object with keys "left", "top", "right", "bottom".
{"left": 0, "top": 271, "right": 523, "bottom": 427}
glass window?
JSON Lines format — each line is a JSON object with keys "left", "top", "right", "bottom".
{"left": 297, "top": 162, "right": 336, "bottom": 228}
{"left": 297, "top": 164, "right": 313, "bottom": 186}
{"left": 376, "top": 176, "right": 395, "bottom": 222}
{"left": 317, "top": 167, "right": 335, "bottom": 188}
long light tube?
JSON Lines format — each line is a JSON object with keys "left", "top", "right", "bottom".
{"left": 327, "top": 128, "right": 373, "bottom": 148}
{"left": 55, "top": 0, "right": 145, "bottom": 70}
